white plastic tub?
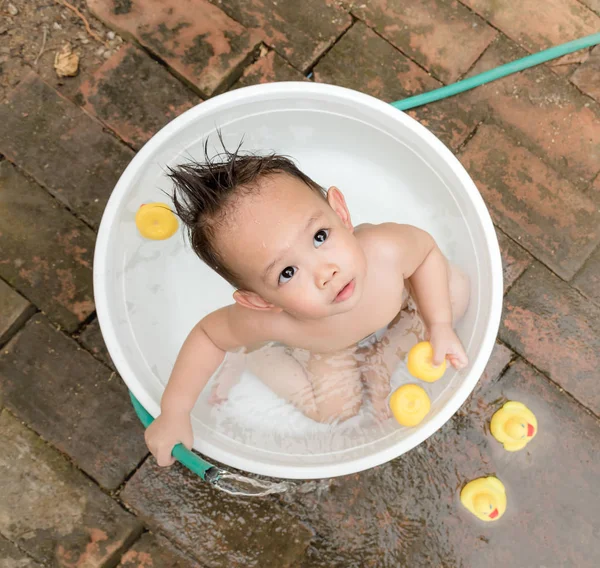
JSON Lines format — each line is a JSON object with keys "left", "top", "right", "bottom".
{"left": 94, "top": 82, "right": 502, "bottom": 479}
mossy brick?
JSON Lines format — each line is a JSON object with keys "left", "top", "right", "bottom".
{"left": 460, "top": 0, "right": 600, "bottom": 54}
{"left": 313, "top": 22, "right": 478, "bottom": 150}
{"left": 77, "top": 44, "right": 201, "bottom": 150}
{"left": 0, "top": 73, "right": 133, "bottom": 228}
{"left": 465, "top": 37, "right": 600, "bottom": 187}
{"left": 0, "top": 161, "right": 96, "bottom": 332}
{"left": 496, "top": 229, "right": 534, "bottom": 294}
{"left": 120, "top": 459, "right": 312, "bottom": 568}
{"left": 0, "top": 278, "right": 35, "bottom": 346}
{"left": 570, "top": 45, "right": 600, "bottom": 104}
{"left": 79, "top": 317, "right": 115, "bottom": 370}
{"left": 459, "top": 124, "right": 600, "bottom": 280}
{"left": 234, "top": 50, "right": 307, "bottom": 89}
{"left": 0, "top": 410, "right": 143, "bottom": 566}
{"left": 215, "top": 0, "right": 352, "bottom": 71}
{"left": 0, "top": 314, "right": 148, "bottom": 490}
{"left": 118, "top": 532, "right": 199, "bottom": 568}
{"left": 573, "top": 243, "right": 600, "bottom": 307}
{"left": 0, "top": 534, "right": 43, "bottom": 568}
{"left": 86, "top": 0, "right": 261, "bottom": 97}
{"left": 314, "top": 22, "right": 440, "bottom": 101}
{"left": 353, "top": 0, "right": 497, "bottom": 83}
{"left": 500, "top": 263, "right": 600, "bottom": 415}
{"left": 285, "top": 359, "right": 600, "bottom": 566}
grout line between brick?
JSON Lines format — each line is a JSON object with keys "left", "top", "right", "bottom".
{"left": 5, "top": 160, "right": 99, "bottom": 233}
{"left": 508, "top": 356, "right": 600, "bottom": 422}
{"left": 0, "top": 406, "right": 134, "bottom": 501}
{"left": 454, "top": 5, "right": 600, "bottom": 101}
{"left": 302, "top": 16, "right": 356, "bottom": 76}
{"left": 454, "top": 120, "right": 482, "bottom": 155}
{"left": 351, "top": 13, "right": 445, "bottom": 85}
{"left": 0, "top": 530, "right": 45, "bottom": 567}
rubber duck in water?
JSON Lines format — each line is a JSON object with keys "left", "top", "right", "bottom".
{"left": 389, "top": 384, "right": 430, "bottom": 427}
{"left": 490, "top": 401, "right": 537, "bottom": 452}
{"left": 407, "top": 341, "right": 446, "bottom": 382}
{"left": 460, "top": 477, "right": 507, "bottom": 522}
{"left": 135, "top": 203, "right": 178, "bottom": 240}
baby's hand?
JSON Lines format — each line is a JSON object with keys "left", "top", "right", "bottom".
{"left": 144, "top": 409, "right": 194, "bottom": 467}
{"left": 427, "top": 323, "right": 468, "bottom": 370}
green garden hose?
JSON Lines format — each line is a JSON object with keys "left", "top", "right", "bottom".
{"left": 130, "top": 31, "right": 600, "bottom": 490}
{"left": 392, "top": 32, "right": 600, "bottom": 110}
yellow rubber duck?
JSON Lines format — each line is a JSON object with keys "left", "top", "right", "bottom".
{"left": 389, "top": 384, "right": 431, "bottom": 427}
{"left": 407, "top": 341, "right": 446, "bottom": 382}
{"left": 460, "top": 476, "right": 507, "bottom": 522}
{"left": 135, "top": 203, "right": 178, "bottom": 240}
{"left": 490, "top": 401, "right": 537, "bottom": 451}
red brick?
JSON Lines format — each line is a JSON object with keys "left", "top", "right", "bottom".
{"left": 77, "top": 44, "right": 200, "bottom": 150}
{"left": 571, "top": 45, "right": 600, "bottom": 104}
{"left": 500, "top": 263, "right": 600, "bottom": 415}
{"left": 118, "top": 533, "right": 197, "bottom": 568}
{"left": 312, "top": 22, "right": 479, "bottom": 150}
{"left": 314, "top": 22, "right": 440, "bottom": 100}
{"left": 120, "top": 460, "right": 312, "bottom": 567}
{"left": 0, "top": 73, "right": 134, "bottom": 228}
{"left": 215, "top": 0, "right": 352, "bottom": 71}
{"left": 573, "top": 244, "right": 600, "bottom": 306}
{"left": 86, "top": 0, "right": 261, "bottom": 97}
{"left": 0, "top": 279, "right": 34, "bottom": 346}
{"left": 459, "top": 0, "right": 600, "bottom": 53}
{"left": 78, "top": 317, "right": 115, "bottom": 370}
{"left": 459, "top": 124, "right": 600, "bottom": 280}
{"left": 547, "top": 48, "right": 591, "bottom": 77}
{"left": 465, "top": 37, "right": 600, "bottom": 187}
{"left": 407, "top": 97, "right": 478, "bottom": 151}
{"left": 0, "top": 533, "right": 43, "bottom": 567}
{"left": 497, "top": 229, "right": 534, "bottom": 294}
{"left": 354, "top": 0, "right": 497, "bottom": 83}
{"left": 284, "top": 358, "right": 600, "bottom": 566}
{"left": 234, "top": 50, "right": 307, "bottom": 89}
{"left": 0, "top": 162, "right": 96, "bottom": 333}
{"left": 0, "top": 314, "right": 148, "bottom": 490}
{"left": 0, "top": 410, "right": 142, "bottom": 566}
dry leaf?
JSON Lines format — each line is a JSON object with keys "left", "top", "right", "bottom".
{"left": 54, "top": 43, "right": 79, "bottom": 77}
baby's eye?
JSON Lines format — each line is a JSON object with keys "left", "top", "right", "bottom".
{"left": 314, "top": 229, "right": 329, "bottom": 247}
{"left": 279, "top": 266, "right": 297, "bottom": 284}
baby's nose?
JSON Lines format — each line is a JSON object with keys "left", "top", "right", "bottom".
{"left": 316, "top": 263, "right": 338, "bottom": 288}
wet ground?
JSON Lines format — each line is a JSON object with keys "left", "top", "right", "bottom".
{"left": 1, "top": 0, "right": 599, "bottom": 566}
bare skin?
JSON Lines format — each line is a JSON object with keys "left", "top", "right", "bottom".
{"left": 145, "top": 174, "right": 470, "bottom": 466}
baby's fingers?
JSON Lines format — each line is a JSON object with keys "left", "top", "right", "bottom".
{"left": 431, "top": 343, "right": 448, "bottom": 366}
{"left": 156, "top": 445, "right": 176, "bottom": 467}
{"left": 448, "top": 351, "right": 468, "bottom": 370}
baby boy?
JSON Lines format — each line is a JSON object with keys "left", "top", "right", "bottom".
{"left": 145, "top": 147, "right": 470, "bottom": 466}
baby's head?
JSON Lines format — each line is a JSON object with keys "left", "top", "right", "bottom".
{"left": 169, "top": 144, "right": 366, "bottom": 319}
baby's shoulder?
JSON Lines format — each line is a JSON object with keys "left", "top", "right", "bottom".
{"left": 224, "top": 303, "right": 291, "bottom": 348}
{"left": 355, "top": 222, "right": 410, "bottom": 258}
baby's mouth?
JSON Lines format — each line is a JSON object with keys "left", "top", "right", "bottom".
{"left": 334, "top": 279, "right": 355, "bottom": 303}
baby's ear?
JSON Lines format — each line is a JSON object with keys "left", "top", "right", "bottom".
{"left": 327, "top": 186, "right": 353, "bottom": 231}
{"left": 233, "top": 290, "right": 282, "bottom": 312}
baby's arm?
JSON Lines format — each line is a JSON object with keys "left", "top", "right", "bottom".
{"left": 389, "top": 224, "right": 468, "bottom": 369}
{"left": 145, "top": 304, "right": 268, "bottom": 466}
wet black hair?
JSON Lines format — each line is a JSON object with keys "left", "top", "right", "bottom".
{"left": 167, "top": 137, "right": 327, "bottom": 289}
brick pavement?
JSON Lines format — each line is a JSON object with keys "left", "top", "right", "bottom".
{"left": 1, "top": 0, "right": 599, "bottom": 566}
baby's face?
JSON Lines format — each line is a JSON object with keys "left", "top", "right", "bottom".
{"left": 218, "top": 174, "right": 367, "bottom": 320}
